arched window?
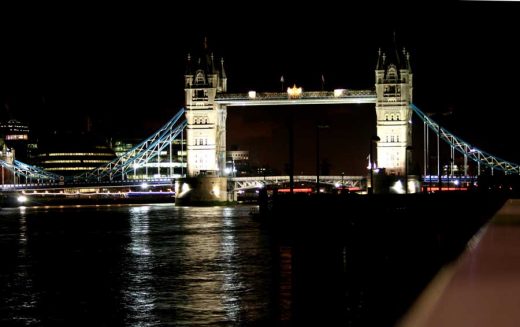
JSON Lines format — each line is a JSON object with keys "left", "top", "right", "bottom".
{"left": 386, "top": 65, "right": 398, "bottom": 83}
{"left": 385, "top": 115, "right": 389, "bottom": 121}
{"left": 396, "top": 114, "right": 400, "bottom": 120}
{"left": 194, "top": 70, "right": 206, "bottom": 85}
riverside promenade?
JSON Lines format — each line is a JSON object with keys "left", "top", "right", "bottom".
{"left": 399, "top": 198, "right": 520, "bottom": 327}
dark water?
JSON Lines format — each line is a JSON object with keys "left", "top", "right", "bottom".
{"left": 0, "top": 205, "right": 279, "bottom": 326}
{"left": 0, "top": 198, "right": 492, "bottom": 326}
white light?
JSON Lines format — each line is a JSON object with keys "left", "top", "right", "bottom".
{"left": 391, "top": 180, "right": 405, "bottom": 194}
{"left": 224, "top": 167, "right": 232, "bottom": 175}
{"left": 212, "top": 185, "right": 220, "bottom": 197}
{"left": 141, "top": 182, "right": 149, "bottom": 189}
{"left": 335, "top": 182, "right": 341, "bottom": 188}
{"left": 17, "top": 195, "right": 28, "bottom": 203}
{"left": 248, "top": 91, "right": 256, "bottom": 99}
{"left": 454, "top": 180, "right": 460, "bottom": 186}
{"left": 334, "top": 89, "right": 345, "bottom": 97}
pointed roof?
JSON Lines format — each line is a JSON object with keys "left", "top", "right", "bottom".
{"left": 377, "top": 32, "right": 411, "bottom": 76}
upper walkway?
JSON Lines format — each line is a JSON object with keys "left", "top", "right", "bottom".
{"left": 215, "top": 90, "right": 376, "bottom": 106}
{"left": 398, "top": 198, "right": 520, "bottom": 327}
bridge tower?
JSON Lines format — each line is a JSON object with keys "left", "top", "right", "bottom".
{"left": 184, "top": 41, "right": 227, "bottom": 177}
{"left": 375, "top": 46, "right": 413, "bottom": 176}
{"left": 177, "top": 40, "right": 229, "bottom": 204}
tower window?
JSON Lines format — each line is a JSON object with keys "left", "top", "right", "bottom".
{"left": 195, "top": 71, "right": 206, "bottom": 85}
{"left": 195, "top": 90, "right": 205, "bottom": 98}
{"left": 386, "top": 65, "right": 398, "bottom": 82}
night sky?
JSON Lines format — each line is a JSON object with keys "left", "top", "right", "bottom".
{"left": 1, "top": 2, "right": 519, "bottom": 175}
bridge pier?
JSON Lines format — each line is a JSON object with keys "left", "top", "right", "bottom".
{"left": 174, "top": 175, "right": 229, "bottom": 205}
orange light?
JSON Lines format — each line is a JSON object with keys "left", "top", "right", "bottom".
{"left": 287, "top": 84, "right": 302, "bottom": 98}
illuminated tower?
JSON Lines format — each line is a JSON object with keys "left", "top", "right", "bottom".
{"left": 375, "top": 46, "right": 413, "bottom": 175}
{"left": 184, "top": 41, "right": 227, "bottom": 177}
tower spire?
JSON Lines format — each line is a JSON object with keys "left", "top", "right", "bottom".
{"left": 376, "top": 48, "right": 383, "bottom": 70}
{"left": 220, "top": 57, "right": 226, "bottom": 79}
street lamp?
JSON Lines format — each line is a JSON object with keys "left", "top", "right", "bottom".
{"left": 316, "top": 124, "right": 329, "bottom": 194}
{"left": 369, "top": 135, "right": 380, "bottom": 195}
{"left": 405, "top": 145, "right": 413, "bottom": 194}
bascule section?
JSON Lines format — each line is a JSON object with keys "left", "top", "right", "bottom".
{"left": 375, "top": 47, "right": 413, "bottom": 176}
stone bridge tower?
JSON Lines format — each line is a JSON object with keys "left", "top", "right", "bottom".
{"left": 375, "top": 46, "right": 413, "bottom": 176}
{"left": 184, "top": 40, "right": 227, "bottom": 177}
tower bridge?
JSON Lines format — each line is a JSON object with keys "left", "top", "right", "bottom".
{"left": 1, "top": 40, "right": 519, "bottom": 203}
{"left": 178, "top": 43, "right": 413, "bottom": 202}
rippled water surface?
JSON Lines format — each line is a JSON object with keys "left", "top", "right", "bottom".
{"left": 0, "top": 205, "right": 278, "bottom": 326}
{"left": 1, "top": 198, "right": 464, "bottom": 326}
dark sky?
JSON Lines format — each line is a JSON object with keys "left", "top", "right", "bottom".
{"left": 1, "top": 2, "right": 519, "bottom": 174}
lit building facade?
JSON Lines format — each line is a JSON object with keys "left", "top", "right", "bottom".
{"left": 226, "top": 150, "right": 249, "bottom": 176}
{"left": 35, "top": 133, "right": 116, "bottom": 176}
{"left": 375, "top": 47, "right": 413, "bottom": 175}
{"left": 0, "top": 119, "right": 31, "bottom": 161}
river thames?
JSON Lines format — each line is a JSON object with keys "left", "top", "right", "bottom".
{"left": 0, "top": 197, "right": 497, "bottom": 326}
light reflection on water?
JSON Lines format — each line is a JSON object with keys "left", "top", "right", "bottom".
{"left": 124, "top": 205, "right": 157, "bottom": 326}
{"left": 0, "top": 204, "right": 278, "bottom": 325}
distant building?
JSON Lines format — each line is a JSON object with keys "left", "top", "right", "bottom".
{"left": 226, "top": 150, "right": 249, "bottom": 176}
{"left": 0, "top": 119, "right": 31, "bottom": 161}
{"left": 34, "top": 132, "right": 116, "bottom": 177}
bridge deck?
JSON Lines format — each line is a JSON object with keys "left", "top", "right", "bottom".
{"left": 399, "top": 199, "right": 520, "bottom": 327}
